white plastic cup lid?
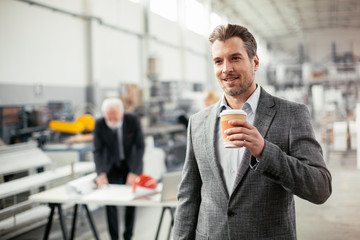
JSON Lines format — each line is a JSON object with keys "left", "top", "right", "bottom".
{"left": 220, "top": 109, "right": 247, "bottom": 116}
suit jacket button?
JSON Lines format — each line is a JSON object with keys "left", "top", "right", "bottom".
{"left": 227, "top": 210, "right": 236, "bottom": 217}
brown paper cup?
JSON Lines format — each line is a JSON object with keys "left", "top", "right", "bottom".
{"left": 220, "top": 109, "right": 247, "bottom": 148}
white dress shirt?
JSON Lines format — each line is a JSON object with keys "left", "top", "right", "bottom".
{"left": 216, "top": 86, "right": 260, "bottom": 194}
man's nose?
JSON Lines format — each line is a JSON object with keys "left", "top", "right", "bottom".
{"left": 222, "top": 61, "right": 233, "bottom": 73}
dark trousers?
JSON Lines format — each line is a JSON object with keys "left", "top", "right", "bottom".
{"left": 106, "top": 163, "right": 136, "bottom": 240}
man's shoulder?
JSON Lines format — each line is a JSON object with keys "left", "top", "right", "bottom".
{"left": 273, "top": 95, "right": 303, "bottom": 108}
{"left": 190, "top": 104, "right": 218, "bottom": 121}
{"left": 94, "top": 117, "right": 108, "bottom": 135}
{"left": 261, "top": 90, "right": 309, "bottom": 120}
{"left": 261, "top": 88, "right": 304, "bottom": 109}
{"left": 95, "top": 117, "right": 106, "bottom": 126}
{"left": 124, "top": 112, "right": 140, "bottom": 121}
{"left": 123, "top": 112, "right": 141, "bottom": 128}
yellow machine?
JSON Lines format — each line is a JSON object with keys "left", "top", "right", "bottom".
{"left": 49, "top": 114, "right": 95, "bottom": 134}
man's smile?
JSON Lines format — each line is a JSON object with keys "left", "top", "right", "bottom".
{"left": 222, "top": 76, "right": 239, "bottom": 82}
{"left": 222, "top": 75, "right": 239, "bottom": 82}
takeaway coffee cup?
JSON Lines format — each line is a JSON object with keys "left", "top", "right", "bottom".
{"left": 220, "top": 109, "right": 247, "bottom": 148}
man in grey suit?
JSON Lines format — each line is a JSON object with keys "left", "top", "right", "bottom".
{"left": 173, "top": 24, "right": 332, "bottom": 240}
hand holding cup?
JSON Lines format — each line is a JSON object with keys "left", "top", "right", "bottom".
{"left": 221, "top": 109, "right": 265, "bottom": 158}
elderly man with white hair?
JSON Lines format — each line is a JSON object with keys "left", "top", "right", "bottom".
{"left": 93, "top": 98, "right": 145, "bottom": 240}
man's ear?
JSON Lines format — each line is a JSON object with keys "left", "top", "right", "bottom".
{"left": 253, "top": 55, "right": 259, "bottom": 72}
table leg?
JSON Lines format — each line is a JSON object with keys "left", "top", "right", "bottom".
{"left": 43, "top": 204, "right": 56, "bottom": 240}
{"left": 83, "top": 205, "right": 100, "bottom": 240}
{"left": 57, "top": 204, "right": 69, "bottom": 240}
{"left": 155, "top": 207, "right": 166, "bottom": 240}
{"left": 155, "top": 207, "right": 175, "bottom": 240}
{"left": 70, "top": 204, "right": 79, "bottom": 240}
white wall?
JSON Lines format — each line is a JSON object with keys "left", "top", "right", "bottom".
{"left": 92, "top": 22, "right": 141, "bottom": 88}
{"left": 90, "top": 0, "right": 144, "bottom": 34}
{"left": 0, "top": 0, "right": 212, "bottom": 107}
{"left": 185, "top": 52, "right": 207, "bottom": 83}
{"left": 183, "top": 30, "right": 208, "bottom": 55}
{"left": 0, "top": 0, "right": 87, "bottom": 87}
{"left": 148, "top": 13, "right": 182, "bottom": 82}
{"left": 149, "top": 40, "right": 182, "bottom": 81}
{"left": 148, "top": 12, "right": 210, "bottom": 85}
{"left": 149, "top": 13, "right": 181, "bottom": 46}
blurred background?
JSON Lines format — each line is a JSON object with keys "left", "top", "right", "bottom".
{"left": 1, "top": 0, "right": 360, "bottom": 239}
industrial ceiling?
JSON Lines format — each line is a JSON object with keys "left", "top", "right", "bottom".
{"left": 212, "top": 0, "right": 360, "bottom": 53}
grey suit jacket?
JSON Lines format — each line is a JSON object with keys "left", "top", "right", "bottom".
{"left": 173, "top": 87, "right": 332, "bottom": 240}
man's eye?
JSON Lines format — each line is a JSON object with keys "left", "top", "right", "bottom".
{"left": 233, "top": 57, "right": 240, "bottom": 61}
{"left": 214, "top": 60, "right": 222, "bottom": 64}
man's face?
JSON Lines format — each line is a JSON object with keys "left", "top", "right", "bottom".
{"left": 104, "top": 107, "right": 123, "bottom": 129}
{"left": 211, "top": 37, "right": 259, "bottom": 97}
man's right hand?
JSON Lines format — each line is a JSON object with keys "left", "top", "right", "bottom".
{"left": 95, "top": 174, "right": 109, "bottom": 189}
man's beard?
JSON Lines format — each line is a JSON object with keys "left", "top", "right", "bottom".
{"left": 223, "top": 77, "right": 254, "bottom": 97}
{"left": 106, "top": 120, "right": 123, "bottom": 130}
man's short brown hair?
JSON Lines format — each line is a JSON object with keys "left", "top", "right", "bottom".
{"left": 209, "top": 24, "right": 257, "bottom": 59}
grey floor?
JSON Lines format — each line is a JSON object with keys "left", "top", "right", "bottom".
{"left": 9, "top": 150, "right": 360, "bottom": 240}
{"left": 296, "top": 150, "right": 360, "bottom": 240}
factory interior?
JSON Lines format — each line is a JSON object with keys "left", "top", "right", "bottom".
{"left": 1, "top": 0, "right": 360, "bottom": 239}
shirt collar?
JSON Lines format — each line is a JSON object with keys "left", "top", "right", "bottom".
{"left": 218, "top": 85, "right": 261, "bottom": 117}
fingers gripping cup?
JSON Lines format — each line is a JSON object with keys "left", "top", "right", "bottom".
{"left": 220, "top": 109, "right": 247, "bottom": 148}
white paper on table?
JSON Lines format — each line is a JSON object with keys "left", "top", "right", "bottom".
{"left": 83, "top": 184, "right": 161, "bottom": 202}
{"left": 65, "top": 173, "right": 97, "bottom": 196}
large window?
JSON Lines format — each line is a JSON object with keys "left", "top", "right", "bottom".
{"left": 150, "top": 0, "right": 178, "bottom": 21}
{"left": 185, "top": 0, "right": 208, "bottom": 36}
{"left": 210, "top": 12, "right": 224, "bottom": 32}
{"left": 148, "top": 0, "right": 227, "bottom": 36}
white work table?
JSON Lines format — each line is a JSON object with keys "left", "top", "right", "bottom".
{"left": 30, "top": 183, "right": 177, "bottom": 207}
{"left": 29, "top": 182, "right": 177, "bottom": 240}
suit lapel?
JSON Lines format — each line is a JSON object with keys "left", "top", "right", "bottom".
{"left": 205, "top": 103, "right": 229, "bottom": 198}
{"left": 231, "top": 88, "right": 276, "bottom": 195}
{"left": 253, "top": 89, "right": 276, "bottom": 138}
